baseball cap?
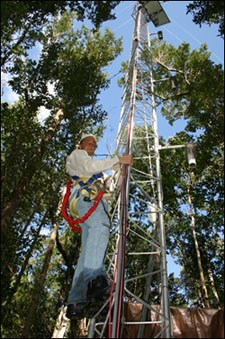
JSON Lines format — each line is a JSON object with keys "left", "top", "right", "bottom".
{"left": 79, "top": 133, "right": 97, "bottom": 144}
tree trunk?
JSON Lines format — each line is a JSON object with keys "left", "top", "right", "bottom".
{"left": 22, "top": 200, "right": 62, "bottom": 338}
{"left": 208, "top": 266, "right": 220, "bottom": 306}
{"left": 52, "top": 307, "right": 69, "bottom": 338}
{"left": 188, "top": 183, "right": 210, "bottom": 308}
{"left": 1, "top": 211, "right": 49, "bottom": 328}
{"left": 1, "top": 109, "right": 64, "bottom": 237}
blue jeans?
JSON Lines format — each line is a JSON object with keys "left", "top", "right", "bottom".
{"left": 67, "top": 196, "right": 110, "bottom": 304}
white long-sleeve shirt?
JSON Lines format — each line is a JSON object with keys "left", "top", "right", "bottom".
{"left": 66, "top": 149, "right": 120, "bottom": 177}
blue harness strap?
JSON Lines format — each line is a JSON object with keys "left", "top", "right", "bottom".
{"left": 71, "top": 173, "right": 102, "bottom": 193}
{"left": 71, "top": 173, "right": 102, "bottom": 190}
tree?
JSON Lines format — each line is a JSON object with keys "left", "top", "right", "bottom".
{"left": 1, "top": 12, "right": 122, "bottom": 237}
{"left": 149, "top": 40, "right": 224, "bottom": 307}
{"left": 1, "top": 7, "right": 122, "bottom": 338}
{"left": 1, "top": 0, "right": 121, "bottom": 66}
{"left": 22, "top": 200, "right": 61, "bottom": 338}
{"left": 186, "top": 1, "right": 224, "bottom": 38}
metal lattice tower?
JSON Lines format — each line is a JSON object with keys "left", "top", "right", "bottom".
{"left": 88, "top": 2, "right": 171, "bottom": 338}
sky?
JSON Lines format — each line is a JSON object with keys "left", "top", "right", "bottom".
{"left": 1, "top": 1, "right": 224, "bottom": 276}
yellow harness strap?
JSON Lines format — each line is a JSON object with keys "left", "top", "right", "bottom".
{"left": 69, "top": 177, "right": 99, "bottom": 218}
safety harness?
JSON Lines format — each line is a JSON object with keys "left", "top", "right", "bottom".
{"left": 61, "top": 173, "right": 104, "bottom": 232}
{"left": 71, "top": 173, "right": 102, "bottom": 196}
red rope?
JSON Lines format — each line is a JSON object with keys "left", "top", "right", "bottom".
{"left": 61, "top": 180, "right": 104, "bottom": 232}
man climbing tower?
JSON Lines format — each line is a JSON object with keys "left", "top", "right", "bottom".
{"left": 65, "top": 133, "right": 133, "bottom": 319}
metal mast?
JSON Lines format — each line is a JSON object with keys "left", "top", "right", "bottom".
{"left": 88, "top": 2, "right": 171, "bottom": 338}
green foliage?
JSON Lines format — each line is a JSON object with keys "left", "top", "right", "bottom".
{"left": 1, "top": 5, "right": 123, "bottom": 338}
{"left": 1, "top": 101, "right": 43, "bottom": 201}
{"left": 7, "top": 13, "right": 122, "bottom": 118}
{"left": 168, "top": 273, "right": 188, "bottom": 307}
{"left": 186, "top": 1, "right": 224, "bottom": 38}
{"left": 1, "top": 1, "right": 121, "bottom": 67}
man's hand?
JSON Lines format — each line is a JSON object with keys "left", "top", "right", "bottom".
{"left": 119, "top": 155, "right": 133, "bottom": 166}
